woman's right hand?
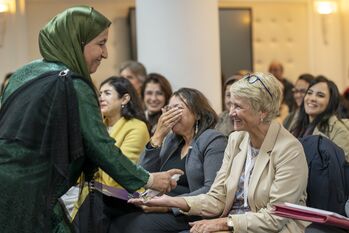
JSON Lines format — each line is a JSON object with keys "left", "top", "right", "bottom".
{"left": 150, "top": 169, "right": 184, "bottom": 193}
{"left": 151, "top": 106, "right": 183, "bottom": 145}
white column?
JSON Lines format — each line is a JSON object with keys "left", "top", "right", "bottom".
{"left": 136, "top": 0, "right": 222, "bottom": 112}
{"left": 341, "top": 0, "right": 349, "bottom": 89}
{"left": 309, "top": 0, "right": 345, "bottom": 91}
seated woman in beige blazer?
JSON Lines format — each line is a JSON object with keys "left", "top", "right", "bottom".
{"left": 129, "top": 72, "right": 309, "bottom": 233}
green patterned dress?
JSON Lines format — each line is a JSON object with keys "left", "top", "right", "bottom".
{"left": 0, "top": 60, "right": 149, "bottom": 233}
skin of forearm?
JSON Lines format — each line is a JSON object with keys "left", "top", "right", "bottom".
{"left": 170, "top": 197, "right": 190, "bottom": 212}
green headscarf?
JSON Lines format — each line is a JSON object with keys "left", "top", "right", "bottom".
{"left": 39, "top": 6, "right": 111, "bottom": 80}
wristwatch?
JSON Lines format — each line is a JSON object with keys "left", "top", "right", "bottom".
{"left": 227, "top": 215, "right": 235, "bottom": 232}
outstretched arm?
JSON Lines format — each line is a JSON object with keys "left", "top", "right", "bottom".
{"left": 128, "top": 194, "right": 190, "bottom": 212}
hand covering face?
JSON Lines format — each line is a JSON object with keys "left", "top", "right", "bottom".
{"left": 39, "top": 6, "right": 111, "bottom": 80}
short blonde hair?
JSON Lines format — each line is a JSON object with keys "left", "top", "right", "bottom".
{"left": 230, "top": 72, "right": 282, "bottom": 123}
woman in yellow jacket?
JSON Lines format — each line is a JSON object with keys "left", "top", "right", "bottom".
{"left": 98, "top": 76, "right": 150, "bottom": 217}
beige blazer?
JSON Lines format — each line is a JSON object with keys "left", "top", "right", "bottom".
{"left": 313, "top": 115, "right": 349, "bottom": 161}
{"left": 184, "top": 121, "right": 308, "bottom": 233}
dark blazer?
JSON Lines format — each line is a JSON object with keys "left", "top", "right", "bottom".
{"left": 139, "top": 129, "right": 227, "bottom": 197}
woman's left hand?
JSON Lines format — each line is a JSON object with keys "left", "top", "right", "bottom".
{"left": 141, "top": 206, "right": 169, "bottom": 213}
{"left": 189, "top": 218, "right": 229, "bottom": 233}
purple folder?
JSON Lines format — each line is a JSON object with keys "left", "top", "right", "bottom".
{"left": 93, "top": 181, "right": 140, "bottom": 201}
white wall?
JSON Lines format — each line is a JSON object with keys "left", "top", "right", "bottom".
{"left": 341, "top": 0, "right": 349, "bottom": 90}
{"left": 0, "top": 0, "right": 348, "bottom": 94}
{"left": 0, "top": 0, "right": 135, "bottom": 87}
{"left": 309, "top": 0, "right": 345, "bottom": 90}
{"left": 136, "top": 0, "right": 222, "bottom": 112}
{"left": 0, "top": 0, "right": 28, "bottom": 80}
{"left": 220, "top": 0, "right": 310, "bottom": 83}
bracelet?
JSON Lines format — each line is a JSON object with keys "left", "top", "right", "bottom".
{"left": 149, "top": 138, "right": 161, "bottom": 149}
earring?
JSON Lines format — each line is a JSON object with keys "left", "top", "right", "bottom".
{"left": 260, "top": 117, "right": 264, "bottom": 123}
{"left": 121, "top": 104, "right": 125, "bottom": 109}
{"left": 195, "top": 120, "right": 199, "bottom": 135}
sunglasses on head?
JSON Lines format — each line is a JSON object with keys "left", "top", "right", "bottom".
{"left": 245, "top": 74, "right": 273, "bottom": 99}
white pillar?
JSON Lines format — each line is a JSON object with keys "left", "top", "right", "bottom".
{"left": 309, "top": 0, "right": 345, "bottom": 91}
{"left": 341, "top": 0, "right": 349, "bottom": 89}
{"left": 136, "top": 0, "right": 222, "bottom": 112}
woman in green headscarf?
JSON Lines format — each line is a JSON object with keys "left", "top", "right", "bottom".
{"left": 0, "top": 6, "right": 181, "bottom": 233}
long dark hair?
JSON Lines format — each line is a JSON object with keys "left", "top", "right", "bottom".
{"left": 292, "top": 75, "right": 340, "bottom": 137}
{"left": 173, "top": 88, "right": 217, "bottom": 139}
{"left": 100, "top": 76, "right": 146, "bottom": 122}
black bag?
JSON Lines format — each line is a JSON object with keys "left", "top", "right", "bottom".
{"left": 300, "top": 135, "right": 349, "bottom": 215}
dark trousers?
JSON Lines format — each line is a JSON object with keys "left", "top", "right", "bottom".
{"left": 73, "top": 192, "right": 141, "bottom": 233}
{"left": 109, "top": 211, "right": 201, "bottom": 233}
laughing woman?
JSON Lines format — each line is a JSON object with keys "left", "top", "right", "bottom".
{"left": 128, "top": 73, "right": 308, "bottom": 233}
{"left": 141, "top": 73, "right": 173, "bottom": 136}
{"left": 110, "top": 88, "right": 227, "bottom": 233}
{"left": 292, "top": 75, "right": 349, "bottom": 161}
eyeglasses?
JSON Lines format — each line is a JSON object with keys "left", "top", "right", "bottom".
{"left": 292, "top": 88, "right": 307, "bottom": 95}
{"left": 245, "top": 74, "right": 273, "bottom": 99}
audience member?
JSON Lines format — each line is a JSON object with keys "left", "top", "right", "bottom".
{"left": 283, "top": 73, "right": 314, "bottom": 130}
{"left": 215, "top": 75, "right": 241, "bottom": 136}
{"left": 339, "top": 87, "right": 349, "bottom": 118}
{"left": 69, "top": 76, "right": 151, "bottom": 231}
{"left": 129, "top": 72, "right": 308, "bottom": 233}
{"left": 119, "top": 60, "right": 147, "bottom": 96}
{"left": 141, "top": 73, "right": 172, "bottom": 136}
{"left": 110, "top": 88, "right": 227, "bottom": 233}
{"left": 0, "top": 6, "right": 180, "bottom": 232}
{"left": 97, "top": 76, "right": 150, "bottom": 213}
{"left": 268, "top": 60, "right": 295, "bottom": 112}
{"left": 292, "top": 75, "right": 349, "bottom": 161}
{"left": 276, "top": 81, "right": 290, "bottom": 124}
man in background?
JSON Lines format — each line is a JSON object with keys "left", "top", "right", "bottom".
{"left": 268, "top": 60, "right": 295, "bottom": 112}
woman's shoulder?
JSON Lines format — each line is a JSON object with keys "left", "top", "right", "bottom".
{"left": 272, "top": 124, "right": 306, "bottom": 163}
{"left": 3, "top": 60, "right": 66, "bottom": 98}
{"left": 124, "top": 118, "right": 148, "bottom": 129}
{"left": 227, "top": 130, "right": 248, "bottom": 143}
{"left": 195, "top": 129, "right": 227, "bottom": 144}
{"left": 278, "top": 125, "right": 303, "bottom": 147}
{"left": 318, "top": 116, "right": 349, "bottom": 137}
{"left": 330, "top": 116, "right": 349, "bottom": 128}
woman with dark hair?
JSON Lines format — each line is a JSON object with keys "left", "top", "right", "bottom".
{"left": 69, "top": 77, "right": 150, "bottom": 228}
{"left": 93, "top": 76, "right": 150, "bottom": 220}
{"left": 98, "top": 76, "right": 149, "bottom": 181}
{"left": 292, "top": 75, "right": 349, "bottom": 160}
{"left": 215, "top": 75, "right": 241, "bottom": 136}
{"left": 109, "top": 88, "right": 227, "bottom": 233}
{"left": 283, "top": 73, "right": 314, "bottom": 130}
{"left": 141, "top": 73, "right": 172, "bottom": 136}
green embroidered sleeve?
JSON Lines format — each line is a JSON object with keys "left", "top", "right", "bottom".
{"left": 73, "top": 79, "right": 149, "bottom": 192}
